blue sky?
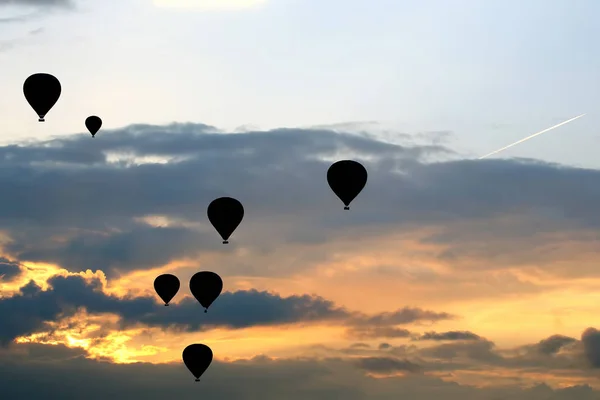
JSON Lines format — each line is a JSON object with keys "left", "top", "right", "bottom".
{"left": 1, "top": 0, "right": 598, "bottom": 164}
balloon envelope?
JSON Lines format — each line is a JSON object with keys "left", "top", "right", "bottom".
{"left": 207, "top": 197, "right": 244, "bottom": 244}
{"left": 23, "top": 73, "right": 61, "bottom": 122}
{"left": 182, "top": 344, "right": 213, "bottom": 382}
{"left": 85, "top": 116, "right": 102, "bottom": 137}
{"left": 189, "top": 271, "right": 223, "bottom": 312}
{"left": 326, "top": 160, "right": 368, "bottom": 210}
{"left": 154, "top": 274, "right": 180, "bottom": 306}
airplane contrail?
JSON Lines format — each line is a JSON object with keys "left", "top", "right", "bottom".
{"left": 479, "top": 113, "right": 586, "bottom": 159}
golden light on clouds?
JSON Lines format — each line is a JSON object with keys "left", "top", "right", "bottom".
{"left": 5, "top": 215, "right": 600, "bottom": 392}
{"left": 15, "top": 311, "right": 170, "bottom": 364}
{"left": 15, "top": 308, "right": 351, "bottom": 364}
{"left": 0, "top": 260, "right": 108, "bottom": 297}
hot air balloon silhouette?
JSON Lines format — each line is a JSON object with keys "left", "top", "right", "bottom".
{"left": 327, "top": 160, "right": 368, "bottom": 210}
{"left": 207, "top": 197, "right": 244, "bottom": 244}
{"left": 85, "top": 116, "right": 102, "bottom": 138}
{"left": 189, "top": 271, "right": 223, "bottom": 313}
{"left": 153, "top": 274, "right": 180, "bottom": 306}
{"left": 23, "top": 73, "right": 61, "bottom": 122}
{"left": 182, "top": 344, "right": 213, "bottom": 382}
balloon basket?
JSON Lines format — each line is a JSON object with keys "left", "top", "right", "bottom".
{"left": 222, "top": 240, "right": 229, "bottom": 244}
{"left": 195, "top": 378, "right": 200, "bottom": 382}
{"left": 344, "top": 206, "right": 350, "bottom": 210}
{"left": 164, "top": 304, "right": 169, "bottom": 306}
{"left": 38, "top": 118, "right": 45, "bottom": 122}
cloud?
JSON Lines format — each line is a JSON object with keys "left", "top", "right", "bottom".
{"left": 1, "top": 342, "right": 600, "bottom": 400}
{"left": 0, "top": 273, "right": 452, "bottom": 344}
{"left": 0, "top": 123, "right": 448, "bottom": 278}
{"left": 418, "top": 338, "right": 503, "bottom": 364}
{"left": 353, "top": 356, "right": 421, "bottom": 373}
{"left": 414, "top": 331, "right": 481, "bottom": 341}
{"left": 0, "top": 122, "right": 597, "bottom": 286}
{"left": 0, "top": 257, "right": 21, "bottom": 282}
{"left": 2, "top": 120, "right": 600, "bottom": 395}
{"left": 581, "top": 328, "right": 600, "bottom": 368}
{"left": 537, "top": 334, "right": 578, "bottom": 355}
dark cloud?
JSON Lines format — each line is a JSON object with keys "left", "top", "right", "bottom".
{"left": 378, "top": 343, "right": 391, "bottom": 350}
{"left": 8, "top": 225, "right": 217, "bottom": 275}
{"left": 537, "top": 334, "right": 578, "bottom": 355}
{"left": 0, "top": 274, "right": 451, "bottom": 344}
{"left": 353, "top": 356, "right": 421, "bottom": 373}
{"left": 581, "top": 328, "right": 600, "bottom": 368}
{"left": 0, "top": 122, "right": 597, "bottom": 282}
{"left": 419, "top": 339, "right": 503, "bottom": 364}
{"left": 404, "top": 332, "right": 596, "bottom": 375}
{"left": 415, "top": 331, "right": 481, "bottom": 341}
{"left": 0, "top": 257, "right": 21, "bottom": 282}
{"left": 4, "top": 342, "right": 598, "bottom": 400}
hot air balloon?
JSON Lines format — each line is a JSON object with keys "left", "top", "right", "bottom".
{"left": 189, "top": 271, "right": 223, "bottom": 313}
{"left": 154, "top": 274, "right": 180, "bottom": 306}
{"left": 207, "top": 197, "right": 244, "bottom": 244}
{"left": 327, "top": 160, "right": 368, "bottom": 210}
{"left": 85, "top": 116, "right": 102, "bottom": 138}
{"left": 23, "top": 73, "right": 61, "bottom": 122}
{"left": 182, "top": 344, "right": 213, "bottom": 382}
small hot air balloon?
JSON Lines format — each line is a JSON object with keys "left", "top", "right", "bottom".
{"left": 154, "top": 274, "right": 180, "bottom": 306}
{"left": 85, "top": 116, "right": 102, "bottom": 138}
{"left": 183, "top": 344, "right": 213, "bottom": 382}
{"left": 189, "top": 271, "right": 223, "bottom": 313}
{"left": 327, "top": 160, "right": 368, "bottom": 210}
{"left": 207, "top": 197, "right": 244, "bottom": 244}
{"left": 23, "top": 73, "right": 61, "bottom": 122}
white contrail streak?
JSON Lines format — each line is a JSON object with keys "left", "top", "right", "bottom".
{"left": 479, "top": 113, "right": 586, "bottom": 159}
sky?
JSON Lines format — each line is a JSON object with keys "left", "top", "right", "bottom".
{"left": 1, "top": 0, "right": 600, "bottom": 398}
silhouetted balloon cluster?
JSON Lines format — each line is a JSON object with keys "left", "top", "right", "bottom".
{"left": 22, "top": 72, "right": 369, "bottom": 383}
{"left": 152, "top": 198, "right": 240, "bottom": 381}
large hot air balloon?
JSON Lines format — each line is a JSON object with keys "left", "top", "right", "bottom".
{"left": 327, "top": 160, "right": 368, "bottom": 210}
{"left": 182, "top": 344, "right": 213, "bottom": 382}
{"left": 189, "top": 271, "right": 223, "bottom": 313}
{"left": 207, "top": 197, "right": 244, "bottom": 244}
{"left": 85, "top": 116, "right": 102, "bottom": 138}
{"left": 23, "top": 73, "right": 61, "bottom": 122}
{"left": 154, "top": 274, "right": 180, "bottom": 306}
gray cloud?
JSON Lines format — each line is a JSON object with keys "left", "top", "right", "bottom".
{"left": 581, "top": 328, "right": 600, "bottom": 368}
{"left": 353, "top": 356, "right": 421, "bottom": 373}
{"left": 0, "top": 257, "right": 21, "bottom": 282}
{"left": 1, "top": 342, "right": 600, "bottom": 400}
{"left": 0, "top": 122, "right": 597, "bottom": 283}
{"left": 0, "top": 274, "right": 452, "bottom": 344}
{"left": 418, "top": 338, "right": 503, "bottom": 364}
{"left": 415, "top": 331, "right": 482, "bottom": 341}
{"left": 537, "top": 334, "right": 578, "bottom": 355}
